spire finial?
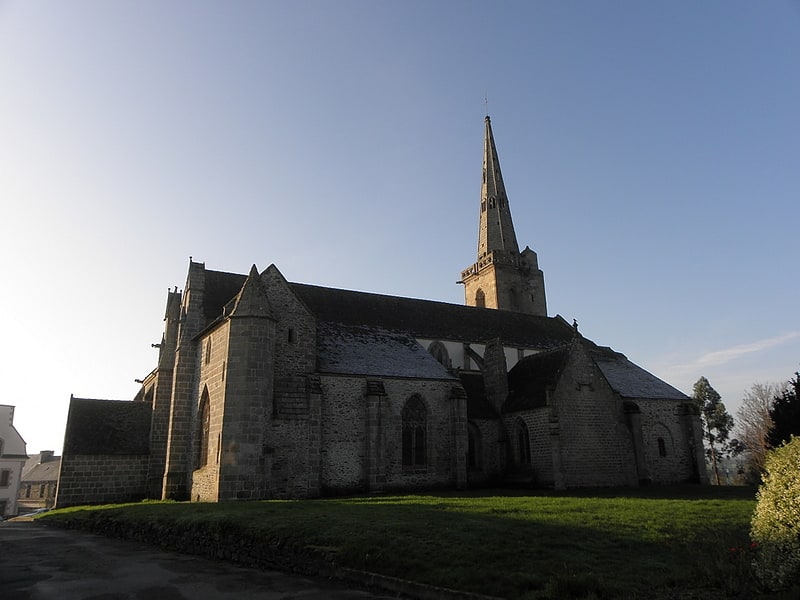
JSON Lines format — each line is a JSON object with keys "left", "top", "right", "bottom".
{"left": 484, "top": 94, "right": 489, "bottom": 118}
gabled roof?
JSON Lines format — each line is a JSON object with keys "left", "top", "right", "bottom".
{"left": 317, "top": 322, "right": 456, "bottom": 380}
{"left": 290, "top": 283, "right": 574, "bottom": 348}
{"left": 589, "top": 346, "right": 688, "bottom": 400}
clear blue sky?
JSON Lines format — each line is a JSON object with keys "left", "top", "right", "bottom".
{"left": 1, "top": 1, "right": 798, "bottom": 454}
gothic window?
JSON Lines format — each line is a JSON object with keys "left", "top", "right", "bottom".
{"left": 427, "top": 341, "right": 450, "bottom": 368}
{"left": 515, "top": 419, "right": 531, "bottom": 465}
{"left": 402, "top": 395, "right": 427, "bottom": 469}
{"left": 204, "top": 337, "right": 212, "bottom": 365}
{"left": 658, "top": 437, "right": 667, "bottom": 457}
{"left": 475, "top": 289, "right": 486, "bottom": 308}
{"left": 198, "top": 387, "right": 211, "bottom": 468}
{"left": 467, "top": 422, "right": 482, "bottom": 469}
{"left": 488, "top": 196, "right": 496, "bottom": 209}
{"left": 481, "top": 200, "right": 486, "bottom": 212}
{"left": 509, "top": 288, "right": 519, "bottom": 309}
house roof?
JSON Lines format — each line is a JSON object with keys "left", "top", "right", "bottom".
{"left": 195, "top": 268, "right": 685, "bottom": 403}
{"left": 203, "top": 269, "right": 247, "bottom": 321}
{"left": 459, "top": 372, "right": 499, "bottom": 419}
{"left": 290, "top": 282, "right": 575, "bottom": 348}
{"left": 63, "top": 398, "right": 151, "bottom": 456}
{"left": 317, "top": 322, "right": 456, "bottom": 379}
{"left": 589, "top": 346, "right": 689, "bottom": 400}
{"left": 21, "top": 457, "right": 61, "bottom": 483}
{"left": 198, "top": 268, "right": 576, "bottom": 350}
{"left": 505, "top": 345, "right": 571, "bottom": 412}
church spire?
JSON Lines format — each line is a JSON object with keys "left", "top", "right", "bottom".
{"left": 461, "top": 116, "right": 547, "bottom": 316}
{"left": 478, "top": 116, "right": 520, "bottom": 258}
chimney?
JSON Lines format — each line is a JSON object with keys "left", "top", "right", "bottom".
{"left": 39, "top": 450, "right": 55, "bottom": 463}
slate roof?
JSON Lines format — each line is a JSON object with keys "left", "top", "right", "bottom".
{"left": 63, "top": 398, "right": 151, "bottom": 455}
{"left": 198, "top": 269, "right": 575, "bottom": 350}
{"left": 317, "top": 322, "right": 456, "bottom": 379}
{"left": 196, "top": 269, "right": 684, "bottom": 402}
{"left": 459, "top": 372, "right": 498, "bottom": 419}
{"left": 21, "top": 457, "right": 61, "bottom": 483}
{"left": 505, "top": 345, "right": 571, "bottom": 412}
{"left": 590, "top": 347, "right": 688, "bottom": 400}
{"left": 203, "top": 270, "right": 247, "bottom": 321}
{"left": 290, "top": 283, "right": 575, "bottom": 348}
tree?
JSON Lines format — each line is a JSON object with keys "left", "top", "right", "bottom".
{"left": 692, "top": 376, "right": 736, "bottom": 485}
{"left": 736, "top": 382, "right": 782, "bottom": 483}
{"left": 768, "top": 372, "right": 800, "bottom": 448}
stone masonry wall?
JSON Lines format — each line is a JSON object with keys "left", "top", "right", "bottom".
{"left": 317, "top": 376, "right": 465, "bottom": 494}
{"left": 56, "top": 455, "right": 149, "bottom": 508}
{"left": 163, "top": 262, "right": 206, "bottom": 499}
{"left": 466, "top": 418, "right": 502, "bottom": 486}
{"left": 261, "top": 266, "right": 316, "bottom": 379}
{"left": 190, "top": 321, "right": 231, "bottom": 502}
{"left": 217, "top": 315, "right": 276, "bottom": 501}
{"left": 638, "top": 398, "right": 698, "bottom": 484}
{"left": 503, "top": 407, "right": 554, "bottom": 486}
{"left": 550, "top": 347, "right": 637, "bottom": 488}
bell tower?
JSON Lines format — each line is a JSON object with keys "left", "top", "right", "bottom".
{"left": 460, "top": 116, "right": 547, "bottom": 316}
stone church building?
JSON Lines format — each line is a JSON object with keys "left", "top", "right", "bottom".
{"left": 56, "top": 117, "right": 708, "bottom": 507}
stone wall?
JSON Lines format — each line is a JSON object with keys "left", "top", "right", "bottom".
{"left": 56, "top": 455, "right": 149, "bottom": 507}
{"left": 552, "top": 347, "right": 636, "bottom": 487}
{"left": 638, "top": 399, "right": 701, "bottom": 484}
{"left": 315, "top": 376, "right": 468, "bottom": 494}
{"left": 466, "top": 418, "right": 502, "bottom": 486}
{"left": 503, "top": 407, "right": 555, "bottom": 486}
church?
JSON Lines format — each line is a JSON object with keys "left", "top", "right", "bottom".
{"left": 56, "top": 117, "right": 708, "bottom": 507}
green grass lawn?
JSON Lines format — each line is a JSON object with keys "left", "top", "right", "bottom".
{"left": 40, "top": 486, "right": 761, "bottom": 599}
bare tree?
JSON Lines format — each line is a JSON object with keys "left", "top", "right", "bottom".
{"left": 736, "top": 382, "right": 784, "bottom": 482}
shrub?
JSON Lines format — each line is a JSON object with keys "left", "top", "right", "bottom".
{"left": 750, "top": 436, "right": 800, "bottom": 590}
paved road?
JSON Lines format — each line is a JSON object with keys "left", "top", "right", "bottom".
{"left": 0, "top": 522, "right": 396, "bottom": 599}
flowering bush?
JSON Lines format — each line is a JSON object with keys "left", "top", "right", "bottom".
{"left": 750, "top": 436, "right": 800, "bottom": 590}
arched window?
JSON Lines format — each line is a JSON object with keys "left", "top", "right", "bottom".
{"left": 509, "top": 288, "right": 518, "bottom": 309}
{"left": 402, "top": 395, "right": 427, "bottom": 469}
{"left": 475, "top": 289, "right": 486, "bottom": 308}
{"left": 427, "top": 341, "right": 450, "bottom": 368}
{"left": 652, "top": 423, "right": 674, "bottom": 459}
{"left": 198, "top": 387, "right": 211, "bottom": 468}
{"left": 515, "top": 419, "right": 531, "bottom": 465}
{"left": 204, "top": 337, "right": 212, "bottom": 365}
{"left": 657, "top": 437, "right": 667, "bottom": 457}
{"left": 467, "top": 422, "right": 482, "bottom": 469}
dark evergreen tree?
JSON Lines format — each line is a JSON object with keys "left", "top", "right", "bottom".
{"left": 768, "top": 372, "right": 800, "bottom": 448}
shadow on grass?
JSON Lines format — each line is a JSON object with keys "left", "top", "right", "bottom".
{"left": 41, "top": 488, "right": 758, "bottom": 599}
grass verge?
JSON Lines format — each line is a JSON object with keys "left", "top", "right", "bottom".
{"left": 39, "top": 486, "right": 765, "bottom": 599}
